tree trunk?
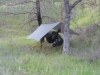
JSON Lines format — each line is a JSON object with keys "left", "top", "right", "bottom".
{"left": 63, "top": 0, "right": 82, "bottom": 53}
{"left": 63, "top": 0, "right": 71, "bottom": 53}
{"left": 36, "top": 0, "right": 42, "bottom": 26}
{"left": 36, "top": 0, "right": 44, "bottom": 48}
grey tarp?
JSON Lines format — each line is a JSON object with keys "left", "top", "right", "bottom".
{"left": 61, "top": 23, "right": 79, "bottom": 35}
{"left": 27, "top": 22, "right": 79, "bottom": 41}
{"left": 27, "top": 22, "right": 62, "bottom": 41}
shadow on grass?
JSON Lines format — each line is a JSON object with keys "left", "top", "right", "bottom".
{"left": 27, "top": 42, "right": 63, "bottom": 56}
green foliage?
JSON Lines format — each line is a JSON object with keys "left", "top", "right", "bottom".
{"left": 71, "top": 8, "right": 100, "bottom": 29}
{"left": 0, "top": 19, "right": 100, "bottom": 75}
{"left": 0, "top": 40, "right": 100, "bottom": 75}
{"left": 0, "top": 1, "right": 100, "bottom": 75}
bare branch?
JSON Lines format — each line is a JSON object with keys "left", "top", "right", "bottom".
{"left": 71, "top": 19, "right": 83, "bottom": 31}
{"left": 27, "top": 8, "right": 37, "bottom": 25}
{"left": 26, "top": 17, "right": 37, "bottom": 25}
{"left": 10, "top": 22, "right": 38, "bottom": 43}
{"left": 42, "top": 16, "right": 56, "bottom": 22}
{"left": 72, "top": 6, "right": 98, "bottom": 18}
{"left": 39, "top": 0, "right": 51, "bottom": 3}
{"left": 6, "top": 1, "right": 35, "bottom": 6}
{"left": 70, "top": 0, "right": 82, "bottom": 10}
{"left": 0, "top": 12, "right": 36, "bottom": 15}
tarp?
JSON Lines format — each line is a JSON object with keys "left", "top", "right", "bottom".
{"left": 60, "top": 24, "right": 79, "bottom": 35}
{"left": 27, "top": 22, "right": 62, "bottom": 41}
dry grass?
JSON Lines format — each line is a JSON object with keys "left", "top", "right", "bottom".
{"left": 79, "top": 23, "right": 98, "bottom": 42}
{"left": 69, "top": 23, "right": 100, "bottom": 63}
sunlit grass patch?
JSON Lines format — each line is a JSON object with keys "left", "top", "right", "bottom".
{"left": 71, "top": 7, "right": 100, "bottom": 29}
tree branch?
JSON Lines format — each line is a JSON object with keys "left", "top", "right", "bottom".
{"left": 71, "top": 18, "right": 83, "bottom": 31}
{"left": 39, "top": 0, "right": 51, "bottom": 3}
{"left": 0, "top": 12, "right": 36, "bottom": 15}
{"left": 70, "top": 0, "right": 82, "bottom": 10}
{"left": 10, "top": 21, "right": 38, "bottom": 43}
{"left": 6, "top": 1, "right": 35, "bottom": 6}
{"left": 27, "top": 16, "right": 37, "bottom": 25}
{"left": 42, "top": 16, "right": 56, "bottom": 22}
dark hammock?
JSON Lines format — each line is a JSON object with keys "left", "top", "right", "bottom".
{"left": 45, "top": 31, "right": 63, "bottom": 47}
{"left": 45, "top": 31, "right": 58, "bottom": 43}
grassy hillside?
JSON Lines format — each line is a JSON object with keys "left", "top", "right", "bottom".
{"left": 0, "top": 1, "right": 100, "bottom": 75}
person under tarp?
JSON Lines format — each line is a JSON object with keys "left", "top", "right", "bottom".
{"left": 27, "top": 22, "right": 79, "bottom": 48}
{"left": 45, "top": 29, "right": 63, "bottom": 47}
{"left": 44, "top": 27, "right": 79, "bottom": 47}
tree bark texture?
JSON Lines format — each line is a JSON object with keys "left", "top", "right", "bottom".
{"left": 36, "top": 0, "right": 42, "bottom": 26}
{"left": 63, "top": 0, "right": 71, "bottom": 53}
{"left": 36, "top": 0, "right": 44, "bottom": 48}
{"left": 63, "top": 0, "right": 82, "bottom": 53}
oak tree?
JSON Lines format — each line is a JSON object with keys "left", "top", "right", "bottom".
{"left": 63, "top": 0, "right": 82, "bottom": 53}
